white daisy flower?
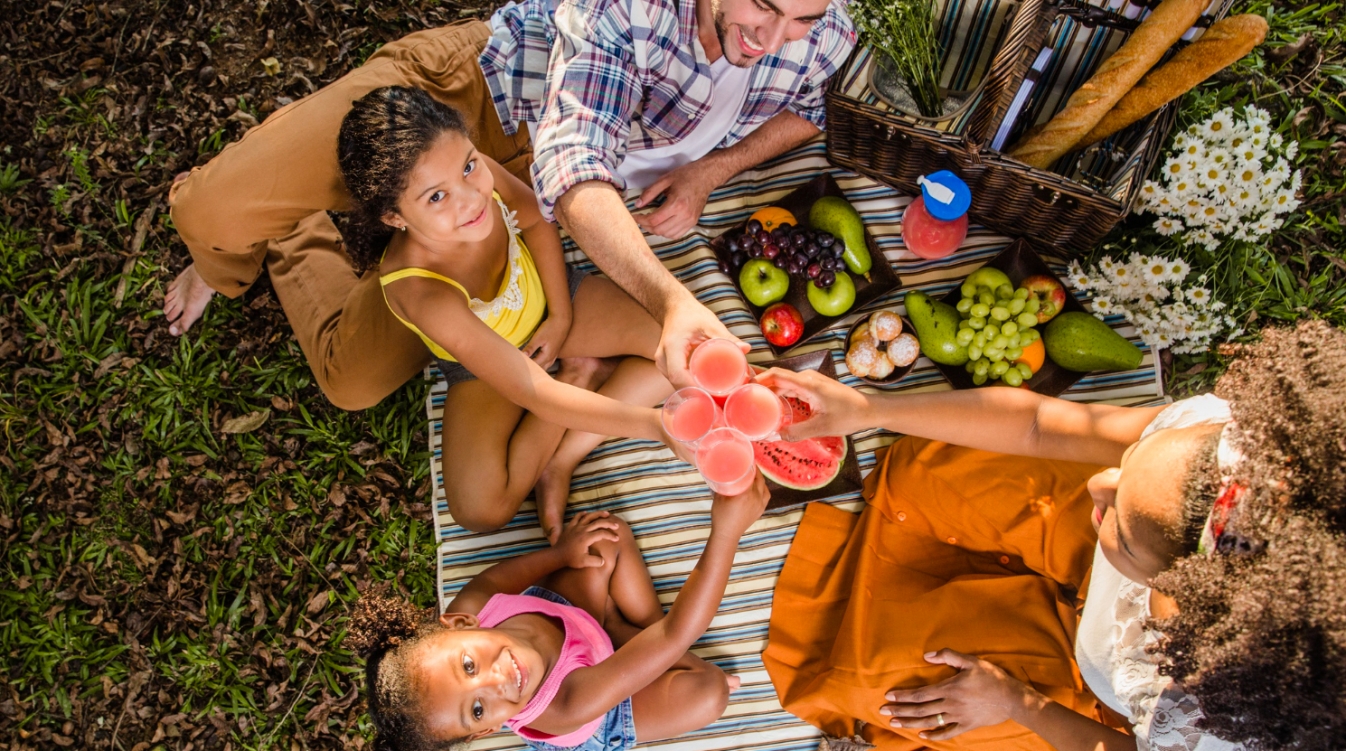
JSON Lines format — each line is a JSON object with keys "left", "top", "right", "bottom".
{"left": 1197, "top": 163, "right": 1228, "bottom": 189}
{"left": 1271, "top": 189, "right": 1300, "bottom": 213}
{"left": 1206, "top": 148, "right": 1232, "bottom": 168}
{"left": 1270, "top": 132, "right": 1284, "bottom": 150}
{"left": 1232, "top": 162, "right": 1262, "bottom": 186}
{"left": 1185, "top": 287, "right": 1211, "bottom": 306}
{"left": 1161, "top": 157, "right": 1191, "bottom": 180}
{"left": 1155, "top": 217, "right": 1183, "bottom": 235}
{"left": 1203, "top": 110, "right": 1237, "bottom": 142}
{"left": 1290, "top": 169, "right": 1303, "bottom": 193}
{"left": 1141, "top": 257, "right": 1169, "bottom": 284}
{"left": 1092, "top": 296, "right": 1115, "bottom": 316}
{"left": 1285, "top": 140, "right": 1299, "bottom": 160}
{"left": 1170, "top": 177, "right": 1197, "bottom": 197}
{"left": 1099, "top": 256, "right": 1118, "bottom": 274}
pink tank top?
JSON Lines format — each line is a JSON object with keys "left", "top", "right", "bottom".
{"left": 476, "top": 592, "right": 615, "bottom": 747}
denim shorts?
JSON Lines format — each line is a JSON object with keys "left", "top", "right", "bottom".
{"left": 435, "top": 265, "right": 589, "bottom": 390}
{"left": 515, "top": 586, "right": 638, "bottom": 751}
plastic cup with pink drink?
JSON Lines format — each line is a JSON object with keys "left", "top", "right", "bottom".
{"left": 661, "top": 387, "right": 721, "bottom": 448}
{"left": 723, "top": 383, "right": 792, "bottom": 442}
{"left": 695, "top": 427, "right": 758, "bottom": 496}
{"left": 689, "top": 338, "right": 751, "bottom": 397}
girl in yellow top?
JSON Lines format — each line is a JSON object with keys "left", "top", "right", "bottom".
{"left": 337, "top": 87, "right": 672, "bottom": 537}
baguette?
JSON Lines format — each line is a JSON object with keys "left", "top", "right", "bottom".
{"left": 1079, "top": 15, "right": 1269, "bottom": 146}
{"left": 1006, "top": 0, "right": 1209, "bottom": 169}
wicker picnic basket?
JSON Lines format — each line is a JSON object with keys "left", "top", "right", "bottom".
{"left": 826, "top": 0, "right": 1235, "bottom": 252}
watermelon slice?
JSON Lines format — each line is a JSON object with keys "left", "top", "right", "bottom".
{"left": 754, "top": 397, "right": 846, "bottom": 491}
{"left": 754, "top": 435, "right": 846, "bottom": 491}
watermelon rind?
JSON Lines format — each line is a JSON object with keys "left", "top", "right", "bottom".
{"left": 753, "top": 435, "right": 846, "bottom": 491}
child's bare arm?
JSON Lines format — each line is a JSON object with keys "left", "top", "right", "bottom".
{"left": 533, "top": 477, "right": 770, "bottom": 734}
{"left": 448, "top": 511, "right": 621, "bottom": 614}
{"left": 486, "top": 156, "right": 572, "bottom": 368}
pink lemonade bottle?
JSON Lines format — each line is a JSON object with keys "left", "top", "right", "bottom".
{"left": 662, "top": 387, "right": 721, "bottom": 447}
{"left": 723, "top": 383, "right": 792, "bottom": 442}
{"left": 695, "top": 427, "right": 758, "bottom": 496}
{"left": 689, "top": 338, "right": 750, "bottom": 397}
{"left": 902, "top": 170, "right": 972, "bottom": 260}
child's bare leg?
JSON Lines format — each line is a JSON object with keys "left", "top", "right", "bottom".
{"left": 535, "top": 358, "right": 673, "bottom": 542}
{"left": 542, "top": 515, "right": 663, "bottom": 627}
{"left": 441, "top": 358, "right": 611, "bottom": 533}
{"left": 630, "top": 652, "right": 733, "bottom": 741}
{"left": 559, "top": 275, "right": 662, "bottom": 361}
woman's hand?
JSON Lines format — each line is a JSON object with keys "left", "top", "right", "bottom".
{"left": 755, "top": 368, "right": 870, "bottom": 441}
{"left": 880, "top": 649, "right": 1041, "bottom": 741}
{"left": 554, "top": 510, "right": 621, "bottom": 569}
{"left": 523, "top": 313, "right": 572, "bottom": 370}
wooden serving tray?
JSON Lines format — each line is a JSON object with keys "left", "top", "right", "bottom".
{"left": 760, "top": 349, "right": 863, "bottom": 513}
{"left": 933, "top": 239, "right": 1090, "bottom": 397}
{"left": 710, "top": 173, "right": 901, "bottom": 357}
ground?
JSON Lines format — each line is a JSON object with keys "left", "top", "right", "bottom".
{"left": 0, "top": 0, "right": 1342, "bottom": 750}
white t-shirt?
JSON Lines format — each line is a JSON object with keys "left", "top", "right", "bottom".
{"left": 1075, "top": 394, "right": 1242, "bottom": 751}
{"left": 614, "top": 55, "right": 754, "bottom": 192}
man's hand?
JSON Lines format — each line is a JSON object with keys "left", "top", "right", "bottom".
{"left": 879, "top": 649, "right": 1041, "bottom": 741}
{"left": 655, "top": 299, "right": 745, "bottom": 388}
{"left": 755, "top": 367, "right": 870, "bottom": 440}
{"left": 632, "top": 159, "right": 719, "bottom": 239}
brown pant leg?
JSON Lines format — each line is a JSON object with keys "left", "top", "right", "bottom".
{"left": 169, "top": 20, "right": 532, "bottom": 409}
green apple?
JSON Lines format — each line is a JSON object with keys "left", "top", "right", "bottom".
{"left": 806, "top": 271, "right": 856, "bottom": 317}
{"left": 740, "top": 258, "right": 790, "bottom": 307}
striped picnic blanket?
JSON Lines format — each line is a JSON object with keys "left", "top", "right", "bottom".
{"left": 428, "top": 141, "right": 1165, "bottom": 751}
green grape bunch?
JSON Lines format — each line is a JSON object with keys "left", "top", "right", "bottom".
{"left": 953, "top": 280, "right": 1040, "bottom": 387}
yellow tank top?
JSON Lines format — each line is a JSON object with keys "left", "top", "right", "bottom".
{"left": 379, "top": 192, "right": 548, "bottom": 363}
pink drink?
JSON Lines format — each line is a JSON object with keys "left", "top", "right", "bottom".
{"left": 695, "top": 428, "right": 757, "bottom": 496}
{"left": 902, "top": 196, "right": 968, "bottom": 260}
{"left": 724, "top": 384, "right": 789, "bottom": 441}
{"left": 662, "top": 387, "right": 720, "bottom": 446}
{"left": 689, "top": 338, "right": 750, "bottom": 396}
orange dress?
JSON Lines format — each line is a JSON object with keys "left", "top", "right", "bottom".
{"left": 764, "top": 437, "right": 1106, "bottom": 751}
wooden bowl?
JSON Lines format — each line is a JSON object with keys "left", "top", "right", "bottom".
{"left": 844, "top": 312, "right": 918, "bottom": 386}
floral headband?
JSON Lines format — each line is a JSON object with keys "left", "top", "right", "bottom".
{"left": 1197, "top": 421, "right": 1263, "bottom": 556}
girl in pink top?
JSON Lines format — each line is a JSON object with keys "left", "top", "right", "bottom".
{"left": 348, "top": 476, "right": 770, "bottom": 751}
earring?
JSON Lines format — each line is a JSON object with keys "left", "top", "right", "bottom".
{"left": 400, "top": 225, "right": 407, "bottom": 232}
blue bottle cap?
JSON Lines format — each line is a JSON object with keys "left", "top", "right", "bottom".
{"left": 918, "top": 171, "right": 972, "bottom": 221}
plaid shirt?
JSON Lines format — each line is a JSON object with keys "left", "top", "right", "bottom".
{"left": 479, "top": 0, "right": 855, "bottom": 219}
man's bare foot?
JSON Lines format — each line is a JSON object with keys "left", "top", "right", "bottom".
{"left": 540, "top": 358, "right": 619, "bottom": 541}
{"left": 164, "top": 264, "right": 216, "bottom": 336}
{"left": 726, "top": 674, "right": 742, "bottom": 692}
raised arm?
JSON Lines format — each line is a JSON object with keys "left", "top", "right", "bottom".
{"left": 759, "top": 368, "right": 1164, "bottom": 466}
{"left": 532, "top": 477, "right": 771, "bottom": 734}
{"left": 392, "top": 286, "right": 663, "bottom": 441}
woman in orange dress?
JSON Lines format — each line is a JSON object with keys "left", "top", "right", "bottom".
{"left": 759, "top": 321, "right": 1346, "bottom": 751}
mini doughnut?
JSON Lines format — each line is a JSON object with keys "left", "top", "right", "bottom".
{"left": 846, "top": 340, "right": 882, "bottom": 378}
{"left": 851, "top": 321, "right": 877, "bottom": 347}
{"left": 870, "top": 311, "right": 904, "bottom": 341}
{"left": 887, "top": 333, "right": 920, "bottom": 367}
{"left": 869, "top": 351, "right": 896, "bottom": 379}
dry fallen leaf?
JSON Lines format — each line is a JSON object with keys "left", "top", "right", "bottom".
{"left": 221, "top": 410, "right": 270, "bottom": 434}
{"left": 261, "top": 56, "right": 281, "bottom": 76}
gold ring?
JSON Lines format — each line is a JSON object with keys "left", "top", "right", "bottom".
{"left": 936, "top": 713, "right": 946, "bottom": 727}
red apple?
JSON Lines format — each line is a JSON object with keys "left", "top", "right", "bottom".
{"left": 761, "top": 302, "right": 805, "bottom": 347}
{"left": 1021, "top": 274, "right": 1067, "bottom": 324}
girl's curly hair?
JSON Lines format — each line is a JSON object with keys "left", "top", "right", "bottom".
{"left": 1152, "top": 321, "right": 1346, "bottom": 750}
{"left": 348, "top": 595, "right": 463, "bottom": 751}
{"left": 336, "top": 86, "right": 469, "bottom": 272}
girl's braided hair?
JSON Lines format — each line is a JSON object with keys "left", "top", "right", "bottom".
{"left": 1153, "top": 320, "right": 1346, "bottom": 750}
{"left": 348, "top": 596, "right": 465, "bottom": 751}
{"left": 336, "top": 86, "right": 470, "bottom": 273}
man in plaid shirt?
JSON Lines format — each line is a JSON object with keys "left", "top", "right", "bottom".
{"left": 165, "top": 0, "right": 854, "bottom": 408}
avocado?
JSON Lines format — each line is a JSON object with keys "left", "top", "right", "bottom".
{"left": 905, "top": 290, "right": 969, "bottom": 366}
{"left": 1043, "top": 312, "right": 1144, "bottom": 372}
{"left": 809, "top": 196, "right": 873, "bottom": 277}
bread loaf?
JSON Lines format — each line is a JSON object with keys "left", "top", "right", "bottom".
{"left": 1005, "top": 0, "right": 1209, "bottom": 169}
{"left": 1079, "top": 15, "right": 1269, "bottom": 146}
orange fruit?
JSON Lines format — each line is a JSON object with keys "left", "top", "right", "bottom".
{"left": 749, "top": 207, "right": 798, "bottom": 232}
{"left": 1015, "top": 338, "right": 1046, "bottom": 374}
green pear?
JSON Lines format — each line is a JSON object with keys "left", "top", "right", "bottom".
{"left": 1043, "top": 312, "right": 1143, "bottom": 372}
{"left": 905, "top": 290, "right": 969, "bottom": 366}
{"left": 809, "top": 196, "right": 873, "bottom": 276}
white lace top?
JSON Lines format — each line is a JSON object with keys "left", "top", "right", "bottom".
{"left": 1075, "top": 395, "right": 1243, "bottom": 751}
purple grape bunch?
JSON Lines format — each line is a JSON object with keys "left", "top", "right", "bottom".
{"left": 721, "top": 219, "right": 843, "bottom": 289}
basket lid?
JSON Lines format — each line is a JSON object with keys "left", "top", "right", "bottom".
{"left": 919, "top": 171, "right": 971, "bottom": 220}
